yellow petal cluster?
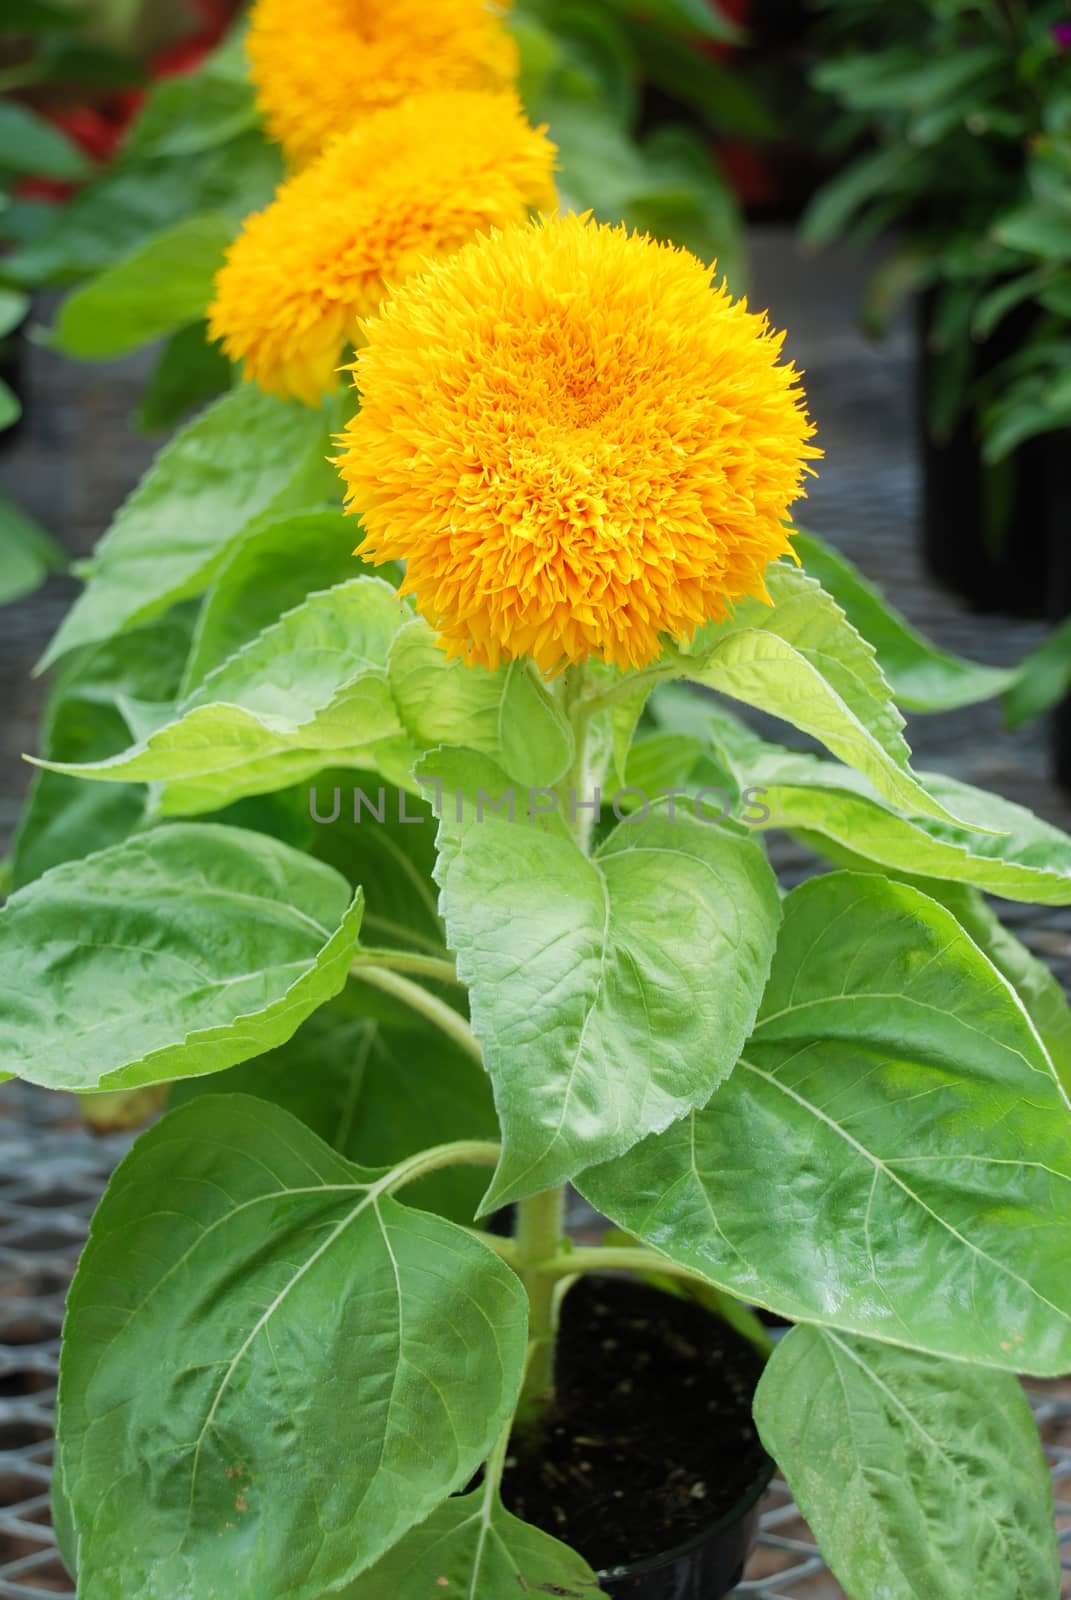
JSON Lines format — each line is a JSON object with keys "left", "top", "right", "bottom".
{"left": 336, "top": 214, "right": 819, "bottom": 674}
{"left": 247, "top": 0, "right": 519, "bottom": 168}
{"left": 206, "top": 91, "right": 557, "bottom": 406}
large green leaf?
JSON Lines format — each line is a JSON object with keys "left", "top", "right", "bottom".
{"left": 50, "top": 214, "right": 234, "bottom": 359}
{"left": 791, "top": 532, "right": 1012, "bottom": 712}
{"left": 173, "top": 993, "right": 496, "bottom": 1224}
{"left": 136, "top": 321, "right": 233, "bottom": 434}
{"left": 754, "top": 1327, "right": 1059, "bottom": 1600}
{"left": 39, "top": 384, "right": 335, "bottom": 669}
{"left": 353, "top": 1490, "right": 599, "bottom": 1598}
{"left": 935, "top": 889, "right": 1071, "bottom": 1100}
{"left": 680, "top": 566, "right": 972, "bottom": 825}
{"left": 0, "top": 824, "right": 363, "bottom": 1092}
{"left": 427, "top": 751, "right": 781, "bottom": 1209}
{"left": 308, "top": 769, "right": 444, "bottom": 954}
{"left": 11, "top": 608, "right": 198, "bottom": 887}
{"left": 3, "top": 131, "right": 280, "bottom": 286}
{"left": 183, "top": 507, "right": 364, "bottom": 690}
{"left": 580, "top": 871, "right": 1071, "bottom": 1375}
{"left": 36, "top": 578, "right": 414, "bottom": 813}
{"left": 56, "top": 1095, "right": 527, "bottom": 1600}
{"left": 738, "top": 743, "right": 1071, "bottom": 904}
{"left": 389, "top": 620, "right": 574, "bottom": 789}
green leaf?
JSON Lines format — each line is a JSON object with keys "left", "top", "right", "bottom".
{"left": 37, "top": 578, "right": 413, "bottom": 813}
{"left": 928, "top": 886, "right": 1071, "bottom": 1101}
{"left": 0, "top": 287, "right": 29, "bottom": 339}
{"left": 973, "top": 269, "right": 1050, "bottom": 340}
{"left": 389, "top": 619, "right": 574, "bottom": 789}
{"left": 308, "top": 769, "right": 445, "bottom": 954}
{"left": 993, "top": 203, "right": 1071, "bottom": 262}
{"left": 12, "top": 608, "right": 198, "bottom": 887}
{"left": 173, "top": 993, "right": 496, "bottom": 1224}
{"left": 136, "top": 320, "right": 233, "bottom": 434}
{"left": 681, "top": 565, "right": 974, "bottom": 825}
{"left": 580, "top": 871, "right": 1071, "bottom": 1375}
{"left": 427, "top": 750, "right": 781, "bottom": 1209}
{"left": 0, "top": 494, "right": 64, "bottom": 607}
{"left": 0, "top": 101, "right": 90, "bottom": 181}
{"left": 621, "top": 24, "right": 775, "bottom": 137}
{"left": 790, "top": 532, "right": 1012, "bottom": 712}
{"left": 755, "top": 1327, "right": 1059, "bottom": 1600}
{"left": 57, "top": 1095, "right": 527, "bottom": 1600}
{"left": 3, "top": 133, "right": 279, "bottom": 287}
{"left": 541, "top": 100, "right": 742, "bottom": 281}
{"left": 183, "top": 507, "right": 368, "bottom": 690}
{"left": 121, "top": 31, "right": 258, "bottom": 160}
{"left": 353, "top": 1490, "right": 599, "bottom": 1598}
{"left": 734, "top": 742, "right": 1071, "bottom": 904}
{"left": 0, "top": 0, "right": 79, "bottom": 28}
{"left": 0, "top": 824, "right": 364, "bottom": 1092}
{"left": 0, "top": 378, "right": 21, "bottom": 431}
{"left": 1004, "top": 614, "right": 1071, "bottom": 729}
{"left": 801, "top": 147, "right": 913, "bottom": 247}
{"left": 50, "top": 214, "right": 234, "bottom": 359}
{"left": 599, "top": 0, "right": 741, "bottom": 42}
{"left": 38, "top": 385, "right": 337, "bottom": 669}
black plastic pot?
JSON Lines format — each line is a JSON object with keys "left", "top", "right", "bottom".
{"left": 502, "top": 1274, "right": 773, "bottom": 1598}
{"left": 598, "top": 1453, "right": 773, "bottom": 1598}
{"left": 916, "top": 291, "right": 1052, "bottom": 618}
{"left": 0, "top": 315, "right": 27, "bottom": 452}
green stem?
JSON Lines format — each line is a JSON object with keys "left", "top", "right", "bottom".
{"left": 514, "top": 1184, "right": 567, "bottom": 1427}
{"left": 350, "top": 965, "right": 483, "bottom": 1066}
{"left": 351, "top": 948, "right": 461, "bottom": 986}
{"left": 543, "top": 1246, "right": 773, "bottom": 1357}
{"left": 385, "top": 1138, "right": 500, "bottom": 1196}
{"left": 541, "top": 1245, "right": 707, "bottom": 1281}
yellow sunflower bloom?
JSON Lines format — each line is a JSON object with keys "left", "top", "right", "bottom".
{"left": 247, "top": 0, "right": 519, "bottom": 168}
{"left": 206, "top": 91, "right": 557, "bottom": 407}
{"left": 336, "top": 213, "right": 819, "bottom": 674}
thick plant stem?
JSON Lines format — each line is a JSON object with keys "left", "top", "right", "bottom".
{"left": 514, "top": 1184, "right": 567, "bottom": 1428}
{"left": 350, "top": 965, "right": 483, "bottom": 1065}
{"left": 557, "top": 663, "right": 598, "bottom": 852}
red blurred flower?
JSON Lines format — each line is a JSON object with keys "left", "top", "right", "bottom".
{"left": 15, "top": 0, "right": 238, "bottom": 202}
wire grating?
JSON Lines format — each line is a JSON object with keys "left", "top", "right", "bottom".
{"left": 2, "top": 1082, "right": 1070, "bottom": 1599}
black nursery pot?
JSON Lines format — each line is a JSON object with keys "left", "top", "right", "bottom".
{"left": 597, "top": 1459, "right": 772, "bottom": 1599}
{"left": 502, "top": 1276, "right": 773, "bottom": 1599}
{"left": 0, "top": 317, "right": 26, "bottom": 451}
{"left": 915, "top": 291, "right": 1054, "bottom": 618}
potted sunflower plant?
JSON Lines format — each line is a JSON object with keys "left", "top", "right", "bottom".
{"left": 4, "top": 5, "right": 1071, "bottom": 1599}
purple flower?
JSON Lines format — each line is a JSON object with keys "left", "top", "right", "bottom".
{"left": 1053, "top": 20, "right": 1071, "bottom": 48}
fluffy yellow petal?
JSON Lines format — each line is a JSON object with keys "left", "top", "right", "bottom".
{"left": 247, "top": 0, "right": 518, "bottom": 168}
{"left": 207, "top": 91, "right": 557, "bottom": 406}
{"left": 336, "top": 214, "right": 820, "bottom": 674}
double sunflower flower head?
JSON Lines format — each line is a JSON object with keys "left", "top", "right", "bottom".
{"left": 208, "top": 0, "right": 818, "bottom": 676}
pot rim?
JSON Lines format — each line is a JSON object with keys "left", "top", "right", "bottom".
{"left": 594, "top": 1447, "right": 774, "bottom": 1582}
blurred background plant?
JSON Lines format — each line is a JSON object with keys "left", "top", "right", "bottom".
{"left": 0, "top": 0, "right": 237, "bottom": 605}
{"left": 803, "top": 0, "right": 1071, "bottom": 617}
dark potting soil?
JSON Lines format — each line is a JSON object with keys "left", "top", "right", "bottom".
{"left": 500, "top": 1275, "right": 770, "bottom": 1573}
